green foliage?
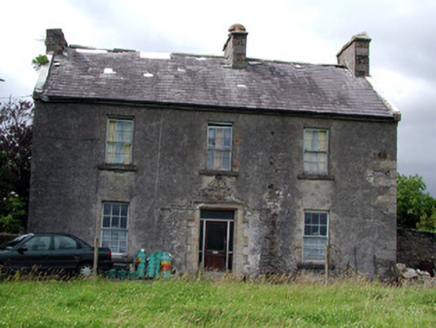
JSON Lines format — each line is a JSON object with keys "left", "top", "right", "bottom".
{"left": 0, "top": 99, "right": 33, "bottom": 233}
{"left": 397, "top": 173, "right": 436, "bottom": 231}
{"left": 0, "top": 279, "right": 435, "bottom": 326}
{"left": 31, "top": 54, "right": 49, "bottom": 70}
{"left": 0, "top": 194, "right": 25, "bottom": 233}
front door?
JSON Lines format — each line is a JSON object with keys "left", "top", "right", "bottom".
{"left": 204, "top": 221, "right": 227, "bottom": 270}
{"left": 199, "top": 210, "right": 234, "bottom": 271}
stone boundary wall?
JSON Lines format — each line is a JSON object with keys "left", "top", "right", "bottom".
{"left": 397, "top": 229, "right": 436, "bottom": 269}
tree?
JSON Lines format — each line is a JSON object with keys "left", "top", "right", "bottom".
{"left": 0, "top": 99, "right": 33, "bottom": 233}
{"left": 397, "top": 173, "right": 436, "bottom": 231}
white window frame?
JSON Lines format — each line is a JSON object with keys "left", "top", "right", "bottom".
{"left": 303, "top": 211, "right": 329, "bottom": 263}
{"left": 303, "top": 128, "right": 329, "bottom": 175}
{"left": 206, "top": 122, "right": 233, "bottom": 171}
{"left": 105, "top": 117, "right": 134, "bottom": 165}
{"left": 101, "top": 202, "right": 129, "bottom": 255}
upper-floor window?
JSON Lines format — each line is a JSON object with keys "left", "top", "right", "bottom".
{"left": 303, "top": 128, "right": 328, "bottom": 175}
{"left": 101, "top": 202, "right": 129, "bottom": 254}
{"left": 206, "top": 122, "right": 232, "bottom": 171}
{"left": 303, "top": 211, "right": 328, "bottom": 262}
{"left": 105, "top": 118, "right": 134, "bottom": 164}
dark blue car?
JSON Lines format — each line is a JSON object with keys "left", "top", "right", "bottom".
{"left": 0, "top": 233, "right": 112, "bottom": 276}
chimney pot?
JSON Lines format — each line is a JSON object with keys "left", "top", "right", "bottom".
{"left": 337, "top": 33, "right": 371, "bottom": 77}
{"left": 223, "top": 24, "right": 248, "bottom": 69}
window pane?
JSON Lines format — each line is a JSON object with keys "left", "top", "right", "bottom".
{"left": 208, "top": 128, "right": 216, "bottom": 147}
{"left": 107, "top": 120, "right": 117, "bottom": 142}
{"left": 102, "top": 216, "right": 110, "bottom": 228}
{"left": 304, "top": 225, "right": 311, "bottom": 236}
{"left": 304, "top": 213, "right": 311, "bottom": 224}
{"left": 120, "top": 204, "right": 128, "bottom": 216}
{"left": 112, "top": 204, "right": 120, "bottom": 216}
{"left": 206, "top": 149, "right": 214, "bottom": 168}
{"left": 120, "top": 217, "right": 127, "bottom": 228}
{"left": 320, "top": 225, "right": 327, "bottom": 236}
{"left": 221, "top": 151, "right": 231, "bottom": 170}
{"left": 318, "top": 131, "right": 327, "bottom": 151}
{"left": 223, "top": 128, "right": 231, "bottom": 148}
{"left": 312, "top": 213, "right": 319, "bottom": 225}
{"left": 103, "top": 204, "right": 111, "bottom": 215}
{"left": 320, "top": 213, "right": 327, "bottom": 225}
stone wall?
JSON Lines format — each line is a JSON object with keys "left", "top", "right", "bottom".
{"left": 29, "top": 101, "right": 398, "bottom": 278}
{"left": 397, "top": 229, "right": 436, "bottom": 269}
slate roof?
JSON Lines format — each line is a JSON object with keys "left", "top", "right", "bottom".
{"left": 35, "top": 47, "right": 398, "bottom": 120}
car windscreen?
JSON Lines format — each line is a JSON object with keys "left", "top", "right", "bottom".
{"left": 0, "top": 234, "right": 30, "bottom": 250}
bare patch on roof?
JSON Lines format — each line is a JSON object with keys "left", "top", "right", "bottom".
{"left": 143, "top": 73, "right": 154, "bottom": 78}
{"left": 104, "top": 68, "right": 116, "bottom": 74}
{"left": 140, "top": 52, "right": 171, "bottom": 59}
{"left": 237, "top": 84, "right": 247, "bottom": 88}
{"left": 195, "top": 57, "right": 207, "bottom": 61}
{"left": 76, "top": 48, "right": 108, "bottom": 54}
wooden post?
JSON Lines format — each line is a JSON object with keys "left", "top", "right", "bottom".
{"left": 93, "top": 210, "right": 102, "bottom": 280}
{"left": 93, "top": 237, "right": 99, "bottom": 279}
{"left": 325, "top": 245, "right": 329, "bottom": 285}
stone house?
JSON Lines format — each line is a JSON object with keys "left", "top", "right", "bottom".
{"left": 29, "top": 25, "right": 400, "bottom": 278}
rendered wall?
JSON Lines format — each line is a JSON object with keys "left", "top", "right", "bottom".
{"left": 29, "top": 102, "right": 398, "bottom": 278}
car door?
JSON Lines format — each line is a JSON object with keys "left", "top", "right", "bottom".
{"left": 9, "top": 235, "right": 52, "bottom": 270}
{"left": 48, "top": 235, "right": 81, "bottom": 270}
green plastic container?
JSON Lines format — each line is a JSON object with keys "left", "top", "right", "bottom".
{"left": 136, "top": 249, "right": 146, "bottom": 278}
{"left": 147, "top": 253, "right": 156, "bottom": 278}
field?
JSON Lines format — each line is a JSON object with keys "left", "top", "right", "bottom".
{"left": 0, "top": 275, "right": 435, "bottom": 327}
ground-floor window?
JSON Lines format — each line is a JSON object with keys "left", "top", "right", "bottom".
{"left": 101, "top": 202, "right": 129, "bottom": 254}
{"left": 303, "top": 211, "right": 328, "bottom": 262}
{"left": 199, "top": 210, "right": 234, "bottom": 271}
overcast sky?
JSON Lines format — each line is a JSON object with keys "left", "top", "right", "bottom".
{"left": 1, "top": 0, "right": 435, "bottom": 196}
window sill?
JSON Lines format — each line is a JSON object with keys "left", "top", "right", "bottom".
{"left": 297, "top": 262, "right": 335, "bottom": 270}
{"left": 298, "top": 174, "right": 335, "bottom": 181}
{"left": 199, "top": 169, "right": 239, "bottom": 177}
{"left": 98, "top": 164, "right": 138, "bottom": 172}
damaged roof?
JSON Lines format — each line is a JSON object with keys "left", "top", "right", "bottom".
{"left": 34, "top": 38, "right": 399, "bottom": 120}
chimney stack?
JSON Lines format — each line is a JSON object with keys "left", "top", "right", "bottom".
{"left": 337, "top": 33, "right": 371, "bottom": 77}
{"left": 45, "top": 29, "right": 68, "bottom": 55}
{"left": 223, "top": 24, "right": 248, "bottom": 69}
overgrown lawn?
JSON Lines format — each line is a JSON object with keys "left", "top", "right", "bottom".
{"left": 0, "top": 276, "right": 435, "bottom": 327}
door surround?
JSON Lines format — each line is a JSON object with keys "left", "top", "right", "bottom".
{"left": 187, "top": 203, "right": 247, "bottom": 273}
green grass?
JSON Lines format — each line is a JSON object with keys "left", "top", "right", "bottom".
{"left": 0, "top": 276, "right": 435, "bottom": 327}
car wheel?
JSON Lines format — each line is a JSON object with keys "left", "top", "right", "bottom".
{"left": 77, "top": 263, "right": 93, "bottom": 278}
{"left": 0, "top": 263, "right": 8, "bottom": 276}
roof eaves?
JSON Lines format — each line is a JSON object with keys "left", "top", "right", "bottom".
{"left": 38, "top": 95, "right": 398, "bottom": 122}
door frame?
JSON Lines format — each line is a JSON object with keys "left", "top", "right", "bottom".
{"left": 188, "top": 203, "right": 246, "bottom": 273}
{"left": 199, "top": 213, "right": 234, "bottom": 271}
